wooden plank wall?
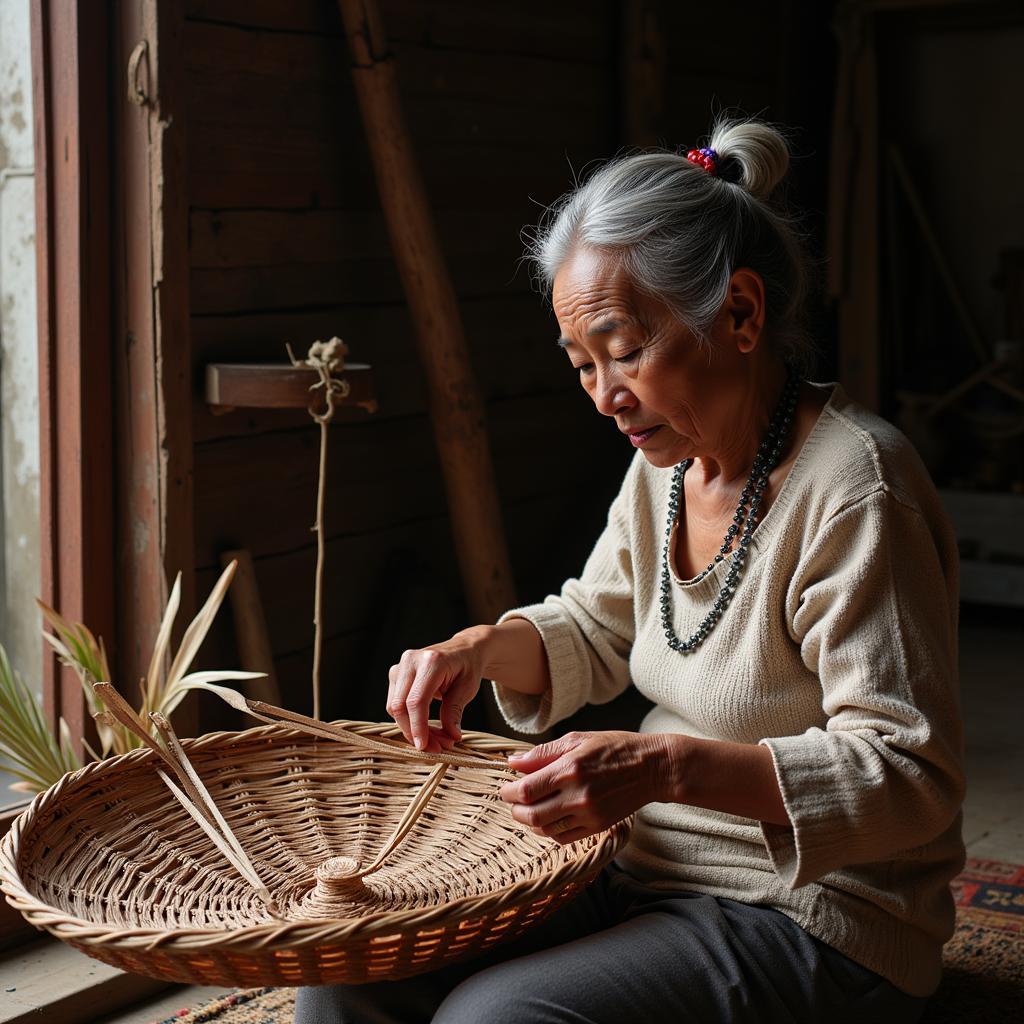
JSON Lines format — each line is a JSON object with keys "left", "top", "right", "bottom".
{"left": 182, "top": 0, "right": 798, "bottom": 729}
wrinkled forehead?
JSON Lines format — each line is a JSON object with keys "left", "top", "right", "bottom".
{"left": 551, "top": 248, "right": 638, "bottom": 325}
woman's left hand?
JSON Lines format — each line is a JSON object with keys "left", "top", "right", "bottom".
{"left": 499, "top": 730, "right": 666, "bottom": 845}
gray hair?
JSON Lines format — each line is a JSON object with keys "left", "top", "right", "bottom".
{"left": 525, "top": 118, "right": 814, "bottom": 372}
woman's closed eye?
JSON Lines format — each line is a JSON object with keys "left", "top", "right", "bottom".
{"left": 572, "top": 350, "right": 638, "bottom": 375}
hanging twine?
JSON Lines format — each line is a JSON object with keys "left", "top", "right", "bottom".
{"left": 286, "top": 338, "right": 350, "bottom": 721}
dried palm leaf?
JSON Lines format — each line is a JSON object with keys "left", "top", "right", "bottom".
{"left": 141, "top": 571, "right": 182, "bottom": 717}
{"left": 0, "top": 643, "right": 81, "bottom": 793}
{"left": 37, "top": 561, "right": 264, "bottom": 758}
{"left": 36, "top": 599, "right": 124, "bottom": 754}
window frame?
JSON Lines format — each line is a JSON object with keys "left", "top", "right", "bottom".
{"left": 0, "top": 0, "right": 114, "bottom": 948}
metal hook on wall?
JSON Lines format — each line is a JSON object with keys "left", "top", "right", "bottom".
{"left": 127, "top": 40, "right": 149, "bottom": 106}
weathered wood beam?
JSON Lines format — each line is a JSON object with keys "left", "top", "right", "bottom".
{"left": 112, "top": 0, "right": 195, "bottom": 704}
{"left": 334, "top": 1, "right": 519, "bottom": 642}
{"left": 31, "top": 0, "right": 114, "bottom": 753}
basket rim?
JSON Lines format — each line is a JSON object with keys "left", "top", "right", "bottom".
{"left": 0, "top": 719, "right": 632, "bottom": 953}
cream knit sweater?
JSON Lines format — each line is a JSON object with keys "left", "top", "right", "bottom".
{"left": 491, "top": 383, "right": 965, "bottom": 998}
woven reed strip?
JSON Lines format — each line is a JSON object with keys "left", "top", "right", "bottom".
{"left": 0, "top": 720, "right": 631, "bottom": 986}
{"left": 232, "top": 695, "right": 512, "bottom": 771}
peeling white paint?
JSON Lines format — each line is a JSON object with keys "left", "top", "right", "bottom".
{"left": 132, "top": 517, "right": 151, "bottom": 557}
{"left": 0, "top": 0, "right": 41, "bottom": 699}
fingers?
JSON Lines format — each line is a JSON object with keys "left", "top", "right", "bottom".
{"left": 386, "top": 657, "right": 415, "bottom": 745}
{"left": 501, "top": 731, "right": 639, "bottom": 846}
{"left": 386, "top": 648, "right": 467, "bottom": 750}
{"left": 425, "top": 724, "right": 455, "bottom": 753}
{"left": 439, "top": 691, "right": 464, "bottom": 743}
{"left": 507, "top": 732, "right": 584, "bottom": 774}
{"left": 405, "top": 651, "right": 444, "bottom": 750}
{"left": 546, "top": 825, "right": 590, "bottom": 846}
{"left": 386, "top": 648, "right": 440, "bottom": 749}
{"left": 502, "top": 734, "right": 586, "bottom": 801}
{"left": 508, "top": 792, "right": 565, "bottom": 830}
{"left": 510, "top": 798, "right": 594, "bottom": 845}
{"left": 500, "top": 757, "right": 569, "bottom": 806}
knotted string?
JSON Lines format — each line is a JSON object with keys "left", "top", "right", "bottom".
{"left": 286, "top": 337, "right": 350, "bottom": 721}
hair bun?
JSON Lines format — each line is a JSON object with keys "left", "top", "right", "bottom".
{"left": 708, "top": 118, "right": 791, "bottom": 201}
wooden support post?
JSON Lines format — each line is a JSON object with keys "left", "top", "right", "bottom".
{"left": 335, "top": 0, "right": 520, "bottom": 732}
{"left": 31, "top": 0, "right": 114, "bottom": 759}
{"left": 112, "top": 0, "right": 195, "bottom": 715}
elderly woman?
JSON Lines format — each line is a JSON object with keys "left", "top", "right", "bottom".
{"left": 295, "top": 119, "right": 964, "bottom": 1024}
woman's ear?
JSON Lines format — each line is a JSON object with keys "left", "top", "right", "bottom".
{"left": 721, "top": 268, "right": 766, "bottom": 354}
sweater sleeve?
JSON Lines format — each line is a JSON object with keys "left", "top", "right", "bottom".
{"left": 759, "top": 487, "right": 965, "bottom": 889}
{"left": 489, "top": 457, "right": 639, "bottom": 735}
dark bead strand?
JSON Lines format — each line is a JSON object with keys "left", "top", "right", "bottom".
{"left": 660, "top": 369, "right": 800, "bottom": 654}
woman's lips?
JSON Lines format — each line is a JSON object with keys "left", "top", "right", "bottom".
{"left": 626, "top": 425, "right": 661, "bottom": 447}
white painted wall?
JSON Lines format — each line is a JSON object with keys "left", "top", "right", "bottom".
{"left": 0, "top": 0, "right": 41, "bottom": 697}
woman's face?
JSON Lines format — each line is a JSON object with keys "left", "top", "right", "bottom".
{"left": 552, "top": 247, "right": 761, "bottom": 470}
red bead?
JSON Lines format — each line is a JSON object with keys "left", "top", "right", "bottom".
{"left": 684, "top": 147, "right": 719, "bottom": 175}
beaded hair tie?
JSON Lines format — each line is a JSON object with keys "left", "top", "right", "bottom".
{"left": 684, "top": 146, "right": 718, "bottom": 175}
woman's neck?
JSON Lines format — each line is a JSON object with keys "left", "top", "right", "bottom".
{"left": 690, "top": 359, "right": 789, "bottom": 489}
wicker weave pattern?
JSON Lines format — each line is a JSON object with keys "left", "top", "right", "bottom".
{"left": 0, "top": 720, "right": 631, "bottom": 986}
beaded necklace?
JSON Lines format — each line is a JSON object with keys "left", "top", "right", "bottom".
{"left": 659, "top": 370, "right": 800, "bottom": 653}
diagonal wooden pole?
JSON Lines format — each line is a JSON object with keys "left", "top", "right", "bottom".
{"left": 336, "top": 0, "right": 520, "bottom": 734}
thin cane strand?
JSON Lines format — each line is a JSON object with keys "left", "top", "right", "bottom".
{"left": 312, "top": 418, "right": 328, "bottom": 720}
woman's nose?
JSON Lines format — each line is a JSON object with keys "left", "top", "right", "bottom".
{"left": 593, "top": 369, "right": 637, "bottom": 417}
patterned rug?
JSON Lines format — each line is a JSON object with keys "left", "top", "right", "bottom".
{"left": 922, "top": 857, "right": 1024, "bottom": 1022}
{"left": 155, "top": 988, "right": 294, "bottom": 1023}
{"left": 156, "top": 858, "right": 1024, "bottom": 1023}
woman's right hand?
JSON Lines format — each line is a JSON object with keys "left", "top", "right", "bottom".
{"left": 386, "top": 627, "right": 489, "bottom": 753}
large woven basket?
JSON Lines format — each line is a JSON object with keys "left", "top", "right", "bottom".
{"left": 0, "top": 719, "right": 631, "bottom": 987}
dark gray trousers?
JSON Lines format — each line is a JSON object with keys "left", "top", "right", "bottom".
{"left": 294, "top": 864, "right": 931, "bottom": 1024}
